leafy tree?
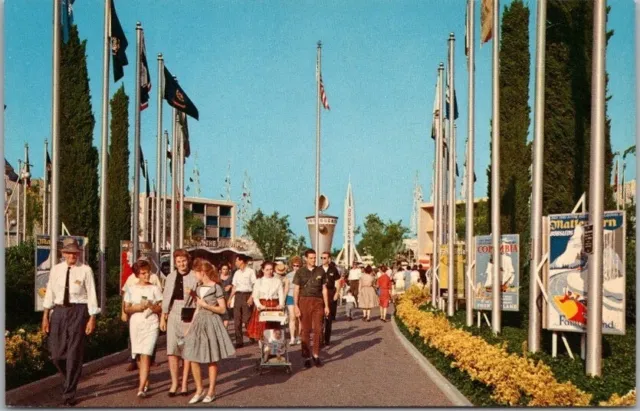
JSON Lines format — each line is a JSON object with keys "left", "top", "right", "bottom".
{"left": 25, "top": 181, "right": 44, "bottom": 238}
{"left": 455, "top": 199, "right": 490, "bottom": 239}
{"left": 244, "top": 210, "right": 300, "bottom": 261}
{"left": 106, "top": 85, "right": 131, "bottom": 270}
{"left": 59, "top": 25, "right": 99, "bottom": 266}
{"left": 356, "top": 214, "right": 409, "bottom": 265}
{"left": 184, "top": 209, "right": 205, "bottom": 238}
{"left": 5, "top": 241, "right": 41, "bottom": 330}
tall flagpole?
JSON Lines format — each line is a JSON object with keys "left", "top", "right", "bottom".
{"left": 586, "top": 0, "right": 607, "bottom": 378}
{"left": 170, "top": 107, "right": 177, "bottom": 273}
{"left": 465, "top": 0, "right": 475, "bottom": 327}
{"left": 42, "top": 140, "right": 48, "bottom": 234}
{"left": 16, "top": 159, "right": 21, "bottom": 244}
{"left": 179, "top": 120, "right": 185, "bottom": 248}
{"left": 432, "top": 65, "right": 443, "bottom": 309}
{"left": 132, "top": 22, "right": 142, "bottom": 260}
{"left": 436, "top": 62, "right": 445, "bottom": 308}
{"left": 144, "top": 158, "right": 149, "bottom": 241}
{"left": 98, "top": 0, "right": 111, "bottom": 314}
{"left": 315, "top": 41, "right": 322, "bottom": 256}
{"left": 22, "top": 144, "right": 28, "bottom": 242}
{"left": 162, "top": 130, "right": 168, "bottom": 250}
{"left": 528, "top": 0, "right": 547, "bottom": 353}
{"left": 491, "top": 0, "right": 502, "bottom": 335}
{"left": 155, "top": 54, "right": 164, "bottom": 264}
{"left": 447, "top": 33, "right": 456, "bottom": 317}
{"left": 51, "top": 0, "right": 61, "bottom": 264}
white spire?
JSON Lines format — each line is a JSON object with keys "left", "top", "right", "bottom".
{"left": 411, "top": 171, "right": 423, "bottom": 237}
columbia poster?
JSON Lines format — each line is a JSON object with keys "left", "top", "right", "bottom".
{"left": 473, "top": 234, "right": 520, "bottom": 311}
{"left": 34, "top": 235, "right": 88, "bottom": 311}
{"left": 119, "top": 240, "right": 158, "bottom": 290}
{"left": 545, "top": 212, "right": 625, "bottom": 335}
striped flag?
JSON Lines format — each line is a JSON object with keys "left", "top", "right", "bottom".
{"left": 320, "top": 74, "right": 330, "bottom": 110}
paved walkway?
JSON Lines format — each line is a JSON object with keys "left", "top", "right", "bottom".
{"left": 9, "top": 306, "right": 453, "bottom": 407}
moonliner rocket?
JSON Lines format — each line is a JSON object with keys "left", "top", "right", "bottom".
{"left": 336, "top": 179, "right": 362, "bottom": 267}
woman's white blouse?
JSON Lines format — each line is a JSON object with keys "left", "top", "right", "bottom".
{"left": 251, "top": 276, "right": 285, "bottom": 308}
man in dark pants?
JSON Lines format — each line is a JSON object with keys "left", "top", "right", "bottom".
{"left": 294, "top": 249, "right": 330, "bottom": 368}
{"left": 41, "top": 238, "right": 99, "bottom": 406}
{"left": 228, "top": 254, "right": 256, "bottom": 349}
{"left": 320, "top": 253, "right": 340, "bottom": 346}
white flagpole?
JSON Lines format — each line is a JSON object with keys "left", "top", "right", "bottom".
{"left": 465, "top": 0, "right": 476, "bottom": 327}
{"left": 179, "top": 118, "right": 185, "bottom": 248}
{"left": 42, "top": 139, "right": 48, "bottom": 234}
{"left": 447, "top": 33, "right": 456, "bottom": 317}
{"left": 51, "top": 0, "right": 62, "bottom": 263}
{"left": 170, "top": 107, "right": 177, "bottom": 273}
{"left": 491, "top": 0, "right": 502, "bottom": 335}
{"left": 16, "top": 159, "right": 21, "bottom": 244}
{"left": 433, "top": 65, "right": 443, "bottom": 309}
{"left": 132, "top": 22, "right": 142, "bottom": 259}
{"left": 162, "top": 130, "right": 168, "bottom": 250}
{"left": 155, "top": 54, "right": 164, "bottom": 263}
{"left": 98, "top": 0, "right": 111, "bottom": 314}
{"left": 315, "top": 41, "right": 322, "bottom": 256}
{"left": 22, "top": 144, "right": 29, "bottom": 241}
{"left": 528, "top": 0, "right": 547, "bottom": 353}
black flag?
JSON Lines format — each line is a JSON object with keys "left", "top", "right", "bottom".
{"left": 146, "top": 175, "right": 150, "bottom": 197}
{"left": 164, "top": 66, "right": 199, "bottom": 120}
{"left": 139, "top": 147, "right": 146, "bottom": 178}
{"left": 177, "top": 112, "right": 191, "bottom": 158}
{"left": 46, "top": 150, "right": 52, "bottom": 182}
{"left": 4, "top": 159, "right": 19, "bottom": 182}
{"left": 110, "top": 0, "right": 128, "bottom": 82}
{"left": 139, "top": 30, "right": 151, "bottom": 111}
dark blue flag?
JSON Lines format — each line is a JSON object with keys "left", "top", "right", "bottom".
{"left": 164, "top": 66, "right": 199, "bottom": 120}
{"left": 61, "top": 0, "right": 75, "bottom": 44}
{"left": 139, "top": 30, "right": 151, "bottom": 110}
{"left": 110, "top": 0, "right": 128, "bottom": 82}
{"left": 446, "top": 87, "right": 459, "bottom": 120}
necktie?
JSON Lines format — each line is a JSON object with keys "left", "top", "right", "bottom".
{"left": 63, "top": 267, "right": 71, "bottom": 306}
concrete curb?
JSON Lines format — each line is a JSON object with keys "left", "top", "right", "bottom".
{"left": 391, "top": 317, "right": 473, "bottom": 407}
{"left": 6, "top": 335, "right": 167, "bottom": 405}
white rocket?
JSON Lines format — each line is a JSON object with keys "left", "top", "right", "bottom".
{"left": 336, "top": 178, "right": 362, "bottom": 268}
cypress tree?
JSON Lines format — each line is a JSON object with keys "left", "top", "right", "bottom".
{"left": 106, "top": 85, "right": 131, "bottom": 270}
{"left": 59, "top": 25, "right": 99, "bottom": 265}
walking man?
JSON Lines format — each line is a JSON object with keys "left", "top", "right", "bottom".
{"left": 228, "top": 254, "right": 256, "bottom": 349}
{"left": 294, "top": 249, "right": 330, "bottom": 368}
{"left": 320, "top": 252, "right": 340, "bottom": 346}
{"left": 41, "top": 238, "right": 99, "bottom": 406}
{"left": 347, "top": 262, "right": 361, "bottom": 305}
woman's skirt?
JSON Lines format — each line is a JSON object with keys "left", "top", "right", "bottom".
{"left": 379, "top": 288, "right": 391, "bottom": 308}
{"left": 183, "top": 310, "right": 235, "bottom": 364}
{"left": 166, "top": 299, "right": 188, "bottom": 356}
{"left": 246, "top": 299, "right": 279, "bottom": 340}
{"left": 129, "top": 312, "right": 160, "bottom": 358}
{"left": 358, "top": 286, "right": 379, "bottom": 309}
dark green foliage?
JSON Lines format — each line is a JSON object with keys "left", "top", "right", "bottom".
{"left": 455, "top": 199, "right": 490, "bottom": 239}
{"left": 356, "top": 214, "right": 409, "bottom": 265}
{"left": 5, "top": 241, "right": 42, "bottom": 330}
{"left": 244, "top": 210, "right": 302, "bottom": 261}
{"left": 106, "top": 85, "right": 131, "bottom": 274}
{"left": 59, "top": 25, "right": 99, "bottom": 266}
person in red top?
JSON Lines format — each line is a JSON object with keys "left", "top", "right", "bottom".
{"left": 377, "top": 265, "right": 393, "bottom": 322}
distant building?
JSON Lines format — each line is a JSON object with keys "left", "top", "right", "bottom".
{"left": 614, "top": 179, "right": 635, "bottom": 206}
{"left": 416, "top": 197, "right": 489, "bottom": 269}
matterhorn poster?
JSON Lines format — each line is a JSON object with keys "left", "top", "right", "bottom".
{"left": 545, "top": 211, "right": 625, "bottom": 335}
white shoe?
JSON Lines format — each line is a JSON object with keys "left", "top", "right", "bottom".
{"left": 189, "top": 392, "right": 205, "bottom": 404}
{"left": 202, "top": 395, "right": 216, "bottom": 403}
{"left": 289, "top": 338, "right": 296, "bottom": 345}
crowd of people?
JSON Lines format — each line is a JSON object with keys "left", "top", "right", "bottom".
{"left": 40, "top": 239, "right": 431, "bottom": 406}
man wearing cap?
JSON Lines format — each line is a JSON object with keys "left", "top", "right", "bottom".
{"left": 41, "top": 238, "right": 99, "bottom": 406}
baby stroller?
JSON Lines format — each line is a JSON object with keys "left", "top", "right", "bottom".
{"left": 255, "top": 309, "right": 292, "bottom": 375}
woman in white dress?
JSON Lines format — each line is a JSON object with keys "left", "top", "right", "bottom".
{"left": 123, "top": 260, "right": 163, "bottom": 398}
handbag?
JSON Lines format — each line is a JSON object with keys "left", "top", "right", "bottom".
{"left": 181, "top": 292, "right": 196, "bottom": 323}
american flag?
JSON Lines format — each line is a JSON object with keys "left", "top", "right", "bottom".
{"left": 319, "top": 74, "right": 330, "bottom": 110}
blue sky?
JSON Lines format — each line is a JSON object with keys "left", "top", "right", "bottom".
{"left": 4, "top": 0, "right": 637, "bottom": 248}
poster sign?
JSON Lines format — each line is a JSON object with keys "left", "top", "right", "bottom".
{"left": 34, "top": 235, "right": 89, "bottom": 312}
{"left": 120, "top": 241, "right": 157, "bottom": 290}
{"left": 545, "top": 211, "right": 625, "bottom": 335}
{"left": 473, "top": 234, "right": 520, "bottom": 311}
{"left": 438, "top": 243, "right": 465, "bottom": 298}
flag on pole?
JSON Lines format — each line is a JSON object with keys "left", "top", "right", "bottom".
{"left": 61, "top": 0, "right": 75, "bottom": 44}
{"left": 139, "top": 30, "right": 151, "bottom": 111}
{"left": 145, "top": 174, "right": 150, "bottom": 197}
{"left": 163, "top": 66, "right": 199, "bottom": 120}
{"left": 613, "top": 159, "right": 618, "bottom": 192}
{"left": 24, "top": 149, "right": 31, "bottom": 188}
{"left": 110, "top": 0, "right": 129, "bottom": 82}
{"left": 46, "top": 150, "right": 52, "bottom": 182}
{"left": 465, "top": 0, "right": 470, "bottom": 62}
{"left": 177, "top": 113, "right": 191, "bottom": 159}
{"left": 431, "top": 81, "right": 440, "bottom": 140}
{"left": 320, "top": 74, "right": 330, "bottom": 110}
{"left": 481, "top": 0, "right": 493, "bottom": 44}
{"left": 455, "top": 163, "right": 459, "bottom": 177}
{"left": 4, "top": 159, "right": 19, "bottom": 182}
{"left": 140, "top": 147, "right": 146, "bottom": 178}
{"left": 445, "top": 80, "right": 459, "bottom": 120}
{"left": 623, "top": 145, "right": 636, "bottom": 159}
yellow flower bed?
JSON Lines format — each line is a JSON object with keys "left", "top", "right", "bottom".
{"left": 396, "top": 296, "right": 592, "bottom": 406}
{"left": 5, "top": 329, "right": 47, "bottom": 370}
{"left": 600, "top": 389, "right": 636, "bottom": 407}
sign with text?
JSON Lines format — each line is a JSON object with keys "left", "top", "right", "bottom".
{"left": 473, "top": 234, "right": 520, "bottom": 311}
{"left": 34, "top": 235, "right": 89, "bottom": 312}
{"left": 545, "top": 211, "right": 625, "bottom": 335}
{"left": 438, "top": 243, "right": 465, "bottom": 298}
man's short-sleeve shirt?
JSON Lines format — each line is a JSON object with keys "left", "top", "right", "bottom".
{"left": 293, "top": 266, "right": 326, "bottom": 298}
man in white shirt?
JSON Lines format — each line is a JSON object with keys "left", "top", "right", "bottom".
{"left": 41, "top": 238, "right": 99, "bottom": 406}
{"left": 228, "top": 254, "right": 257, "bottom": 348}
{"left": 347, "top": 263, "right": 362, "bottom": 304}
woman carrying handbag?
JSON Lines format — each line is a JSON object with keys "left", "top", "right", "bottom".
{"left": 182, "top": 259, "right": 235, "bottom": 404}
